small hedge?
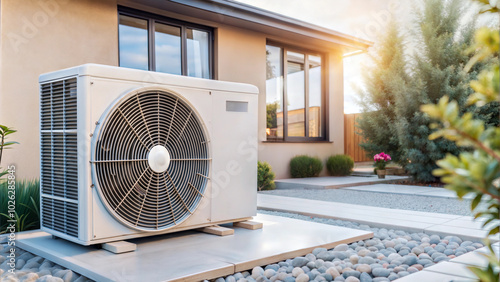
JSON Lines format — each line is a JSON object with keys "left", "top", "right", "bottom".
{"left": 326, "top": 154, "right": 354, "bottom": 176}
{"left": 290, "top": 155, "right": 323, "bottom": 178}
{"left": 258, "top": 161, "right": 276, "bottom": 191}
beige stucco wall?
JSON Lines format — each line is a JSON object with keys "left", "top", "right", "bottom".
{"left": 0, "top": 0, "right": 345, "bottom": 180}
{"left": 0, "top": 0, "right": 119, "bottom": 179}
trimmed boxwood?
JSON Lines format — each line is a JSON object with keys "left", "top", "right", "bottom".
{"left": 290, "top": 155, "right": 323, "bottom": 178}
{"left": 326, "top": 154, "right": 354, "bottom": 176}
{"left": 257, "top": 161, "right": 276, "bottom": 191}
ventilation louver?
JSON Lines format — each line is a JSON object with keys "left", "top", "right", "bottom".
{"left": 40, "top": 78, "right": 79, "bottom": 237}
{"left": 92, "top": 90, "right": 210, "bottom": 231}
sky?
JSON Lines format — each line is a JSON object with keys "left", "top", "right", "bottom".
{"left": 235, "top": 0, "right": 495, "bottom": 113}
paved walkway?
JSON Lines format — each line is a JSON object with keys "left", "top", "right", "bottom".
{"left": 275, "top": 175, "right": 410, "bottom": 189}
{"left": 344, "top": 184, "right": 477, "bottom": 199}
{"left": 257, "top": 194, "right": 498, "bottom": 242}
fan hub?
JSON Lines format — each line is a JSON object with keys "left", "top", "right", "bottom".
{"left": 148, "top": 145, "right": 171, "bottom": 173}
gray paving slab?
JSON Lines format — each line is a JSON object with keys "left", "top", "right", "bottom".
{"left": 343, "top": 184, "right": 437, "bottom": 194}
{"left": 394, "top": 270, "right": 478, "bottom": 281}
{"left": 423, "top": 262, "right": 478, "bottom": 279}
{"left": 257, "top": 194, "right": 493, "bottom": 241}
{"left": 274, "top": 176, "right": 409, "bottom": 189}
{"left": 343, "top": 184, "right": 476, "bottom": 199}
{"left": 17, "top": 214, "right": 372, "bottom": 282}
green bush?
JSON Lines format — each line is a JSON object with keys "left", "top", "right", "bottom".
{"left": 290, "top": 155, "right": 323, "bottom": 178}
{"left": 0, "top": 179, "right": 40, "bottom": 233}
{"left": 326, "top": 155, "right": 354, "bottom": 176}
{"left": 257, "top": 161, "right": 276, "bottom": 191}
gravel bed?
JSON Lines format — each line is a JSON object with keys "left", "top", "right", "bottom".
{"left": 212, "top": 210, "right": 484, "bottom": 282}
{"left": 0, "top": 241, "right": 93, "bottom": 282}
{"left": 259, "top": 189, "right": 475, "bottom": 216}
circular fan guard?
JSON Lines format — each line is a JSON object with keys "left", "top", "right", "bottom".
{"left": 92, "top": 90, "right": 210, "bottom": 231}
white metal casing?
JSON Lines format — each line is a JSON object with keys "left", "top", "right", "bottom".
{"left": 39, "top": 64, "right": 258, "bottom": 245}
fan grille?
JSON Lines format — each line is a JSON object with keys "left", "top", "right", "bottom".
{"left": 93, "top": 90, "right": 209, "bottom": 231}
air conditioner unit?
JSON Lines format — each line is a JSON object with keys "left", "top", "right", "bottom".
{"left": 39, "top": 64, "right": 258, "bottom": 246}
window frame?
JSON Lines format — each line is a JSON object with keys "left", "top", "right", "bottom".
{"left": 266, "top": 41, "right": 328, "bottom": 142}
{"left": 118, "top": 6, "right": 214, "bottom": 79}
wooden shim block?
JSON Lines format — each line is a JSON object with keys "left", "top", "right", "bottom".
{"left": 200, "top": 225, "right": 234, "bottom": 236}
{"left": 102, "top": 241, "right": 136, "bottom": 254}
{"left": 234, "top": 221, "right": 263, "bottom": 230}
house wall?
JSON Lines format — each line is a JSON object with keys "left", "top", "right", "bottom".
{"left": 0, "top": 0, "right": 119, "bottom": 179}
{"left": 0, "top": 0, "right": 345, "bottom": 180}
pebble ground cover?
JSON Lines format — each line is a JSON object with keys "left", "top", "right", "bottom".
{"left": 211, "top": 211, "right": 484, "bottom": 282}
{"left": 0, "top": 211, "right": 484, "bottom": 282}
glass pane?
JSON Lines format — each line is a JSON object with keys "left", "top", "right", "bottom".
{"left": 308, "top": 54, "right": 322, "bottom": 137}
{"left": 265, "top": 45, "right": 284, "bottom": 139}
{"left": 187, "top": 29, "right": 210, "bottom": 78}
{"left": 286, "top": 51, "right": 305, "bottom": 137}
{"left": 155, "top": 23, "right": 181, "bottom": 75}
{"left": 119, "top": 15, "right": 149, "bottom": 70}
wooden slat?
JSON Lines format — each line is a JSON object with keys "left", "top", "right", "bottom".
{"left": 344, "top": 113, "right": 371, "bottom": 162}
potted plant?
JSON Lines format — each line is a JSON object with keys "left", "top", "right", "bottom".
{"left": 374, "top": 152, "right": 391, "bottom": 179}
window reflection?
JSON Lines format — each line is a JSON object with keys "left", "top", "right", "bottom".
{"left": 265, "top": 46, "right": 283, "bottom": 139}
{"left": 155, "top": 23, "right": 181, "bottom": 75}
{"left": 308, "top": 55, "right": 322, "bottom": 138}
{"left": 119, "top": 15, "right": 149, "bottom": 70}
{"left": 287, "top": 51, "right": 305, "bottom": 137}
{"left": 187, "top": 29, "right": 210, "bottom": 79}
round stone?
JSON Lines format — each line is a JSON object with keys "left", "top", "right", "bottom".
{"left": 372, "top": 268, "right": 391, "bottom": 277}
{"left": 296, "top": 273, "right": 310, "bottom": 282}
{"left": 263, "top": 269, "right": 275, "bottom": 278}
{"left": 384, "top": 241, "right": 395, "bottom": 249}
{"left": 358, "top": 257, "right": 375, "bottom": 265}
{"left": 345, "top": 277, "right": 360, "bottom": 282}
{"left": 356, "top": 264, "right": 371, "bottom": 273}
{"left": 350, "top": 255, "right": 359, "bottom": 265}
{"left": 407, "top": 267, "right": 418, "bottom": 273}
{"left": 147, "top": 145, "right": 171, "bottom": 173}
{"left": 326, "top": 267, "right": 341, "bottom": 278}
{"left": 334, "top": 244, "right": 349, "bottom": 252}
{"left": 359, "top": 272, "right": 372, "bottom": 282}
{"left": 252, "top": 267, "right": 264, "bottom": 279}
{"left": 292, "top": 267, "right": 305, "bottom": 277}
{"left": 292, "top": 257, "right": 310, "bottom": 268}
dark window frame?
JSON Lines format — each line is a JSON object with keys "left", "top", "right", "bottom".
{"left": 266, "top": 41, "right": 328, "bottom": 142}
{"left": 118, "top": 6, "right": 214, "bottom": 79}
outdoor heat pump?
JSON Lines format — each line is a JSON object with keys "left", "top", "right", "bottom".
{"left": 39, "top": 64, "right": 258, "bottom": 245}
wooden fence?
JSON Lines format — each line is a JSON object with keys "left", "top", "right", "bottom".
{"left": 344, "top": 113, "right": 372, "bottom": 162}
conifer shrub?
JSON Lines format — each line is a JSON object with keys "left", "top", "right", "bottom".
{"left": 326, "top": 155, "right": 354, "bottom": 176}
{"left": 289, "top": 155, "right": 323, "bottom": 178}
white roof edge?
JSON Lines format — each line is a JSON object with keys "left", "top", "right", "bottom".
{"left": 170, "top": 0, "right": 373, "bottom": 48}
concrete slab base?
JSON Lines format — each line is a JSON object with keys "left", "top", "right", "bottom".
{"left": 17, "top": 214, "right": 372, "bottom": 282}
{"left": 275, "top": 176, "right": 410, "bottom": 190}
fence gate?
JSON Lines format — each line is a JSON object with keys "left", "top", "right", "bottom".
{"left": 344, "top": 113, "right": 371, "bottom": 162}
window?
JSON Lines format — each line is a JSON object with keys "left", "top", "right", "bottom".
{"left": 118, "top": 8, "right": 213, "bottom": 79}
{"left": 266, "top": 44, "right": 325, "bottom": 141}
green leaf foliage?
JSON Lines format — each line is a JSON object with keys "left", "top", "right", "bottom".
{"left": 421, "top": 0, "right": 499, "bottom": 280}
{"left": 290, "top": 155, "right": 323, "bottom": 178}
{"left": 0, "top": 179, "right": 40, "bottom": 233}
{"left": 326, "top": 155, "right": 354, "bottom": 176}
{"left": 257, "top": 161, "right": 276, "bottom": 191}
